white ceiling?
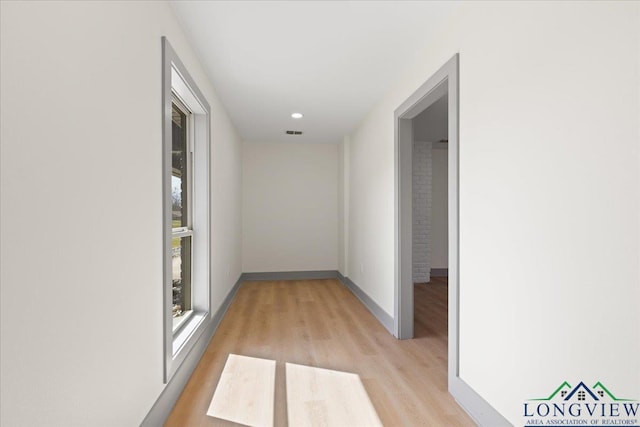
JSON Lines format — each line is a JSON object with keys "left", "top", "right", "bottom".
{"left": 169, "top": 1, "right": 461, "bottom": 144}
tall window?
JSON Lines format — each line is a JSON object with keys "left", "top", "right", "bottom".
{"left": 163, "top": 37, "right": 210, "bottom": 382}
{"left": 171, "top": 99, "right": 193, "bottom": 332}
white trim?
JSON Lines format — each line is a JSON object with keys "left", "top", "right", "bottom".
{"left": 171, "top": 229, "right": 192, "bottom": 239}
{"left": 172, "top": 309, "right": 194, "bottom": 333}
{"left": 171, "top": 67, "right": 206, "bottom": 115}
{"left": 172, "top": 312, "right": 207, "bottom": 355}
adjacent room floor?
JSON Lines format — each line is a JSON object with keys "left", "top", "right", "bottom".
{"left": 165, "top": 278, "right": 474, "bottom": 426}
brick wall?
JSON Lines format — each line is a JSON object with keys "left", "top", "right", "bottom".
{"left": 413, "top": 141, "right": 432, "bottom": 283}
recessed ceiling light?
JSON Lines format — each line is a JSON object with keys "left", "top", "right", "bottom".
{"left": 291, "top": 112, "right": 303, "bottom": 119}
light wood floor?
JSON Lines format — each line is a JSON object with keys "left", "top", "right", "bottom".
{"left": 165, "top": 278, "right": 475, "bottom": 427}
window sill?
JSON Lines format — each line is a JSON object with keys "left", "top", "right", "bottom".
{"left": 172, "top": 310, "right": 194, "bottom": 334}
{"left": 172, "top": 311, "right": 207, "bottom": 357}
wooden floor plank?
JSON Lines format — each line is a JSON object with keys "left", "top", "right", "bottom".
{"left": 206, "top": 354, "right": 276, "bottom": 427}
{"left": 285, "top": 363, "right": 382, "bottom": 427}
{"left": 165, "top": 278, "right": 474, "bottom": 427}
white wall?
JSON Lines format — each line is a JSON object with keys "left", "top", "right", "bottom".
{"left": 347, "top": 2, "right": 639, "bottom": 424}
{"left": 431, "top": 147, "right": 448, "bottom": 269}
{"left": 338, "top": 137, "right": 350, "bottom": 275}
{"left": 0, "top": 2, "right": 243, "bottom": 426}
{"left": 242, "top": 142, "right": 338, "bottom": 272}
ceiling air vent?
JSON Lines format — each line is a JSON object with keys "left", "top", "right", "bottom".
{"left": 285, "top": 130, "right": 303, "bottom": 135}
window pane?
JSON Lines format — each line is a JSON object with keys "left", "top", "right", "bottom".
{"left": 172, "top": 235, "right": 192, "bottom": 330}
{"left": 172, "top": 103, "right": 188, "bottom": 227}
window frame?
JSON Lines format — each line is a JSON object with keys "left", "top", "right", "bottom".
{"left": 171, "top": 97, "right": 194, "bottom": 332}
{"left": 171, "top": 94, "right": 193, "bottom": 229}
{"left": 162, "top": 37, "right": 211, "bottom": 383}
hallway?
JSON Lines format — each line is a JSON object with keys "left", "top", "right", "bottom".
{"left": 166, "top": 279, "right": 472, "bottom": 426}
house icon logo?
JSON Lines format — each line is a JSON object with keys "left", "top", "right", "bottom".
{"left": 523, "top": 381, "right": 639, "bottom": 426}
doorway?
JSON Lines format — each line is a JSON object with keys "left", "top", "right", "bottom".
{"left": 394, "top": 53, "right": 459, "bottom": 383}
{"left": 394, "top": 54, "right": 510, "bottom": 425}
{"left": 411, "top": 93, "right": 449, "bottom": 340}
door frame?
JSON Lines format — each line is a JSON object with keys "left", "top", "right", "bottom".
{"left": 394, "top": 54, "right": 510, "bottom": 425}
{"left": 394, "top": 55, "right": 457, "bottom": 345}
